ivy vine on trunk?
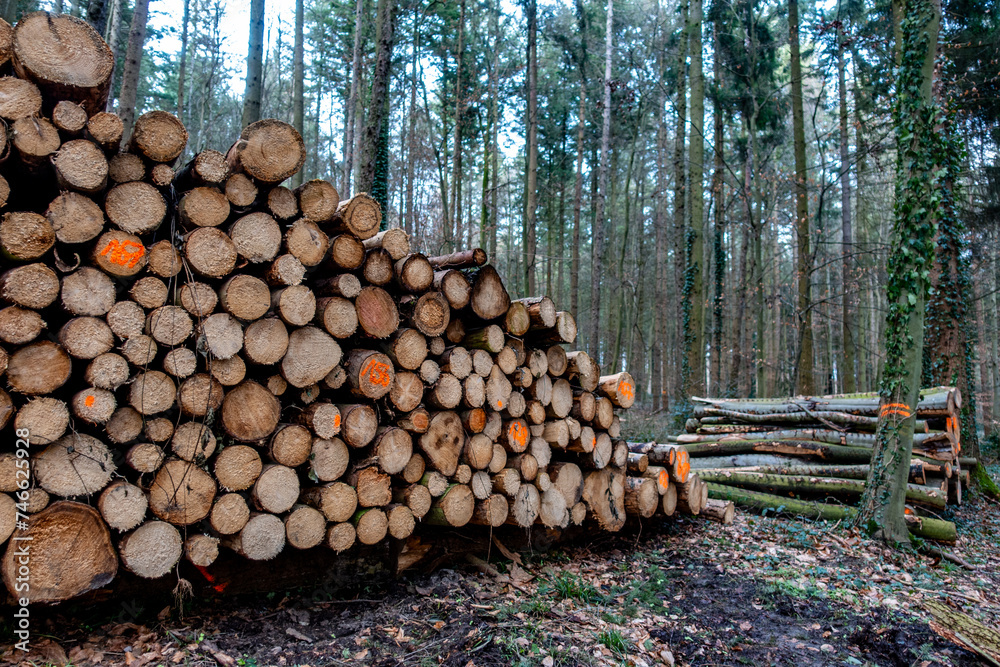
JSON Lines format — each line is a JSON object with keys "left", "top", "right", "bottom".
{"left": 854, "top": 0, "right": 942, "bottom": 545}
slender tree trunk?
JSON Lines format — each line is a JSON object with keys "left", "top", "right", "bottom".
{"left": 489, "top": 38, "right": 500, "bottom": 261}
{"left": 672, "top": 0, "right": 689, "bottom": 404}
{"left": 710, "top": 22, "right": 725, "bottom": 396}
{"left": 241, "top": 0, "right": 265, "bottom": 129}
{"left": 789, "top": 0, "right": 813, "bottom": 395}
{"left": 291, "top": 0, "right": 305, "bottom": 188}
{"left": 652, "top": 6, "right": 668, "bottom": 412}
{"left": 405, "top": 20, "right": 419, "bottom": 236}
{"left": 344, "top": 0, "right": 364, "bottom": 194}
{"left": 524, "top": 0, "right": 539, "bottom": 294}
{"left": 838, "top": 30, "right": 856, "bottom": 393}
{"left": 856, "top": 0, "right": 940, "bottom": 545}
{"left": 571, "top": 78, "right": 585, "bottom": 322}
{"left": 117, "top": 0, "right": 151, "bottom": 141}
{"left": 588, "top": 0, "right": 613, "bottom": 363}
{"left": 176, "top": 0, "right": 191, "bottom": 119}
{"left": 355, "top": 0, "right": 397, "bottom": 194}
{"left": 86, "top": 0, "right": 107, "bottom": 32}
{"left": 103, "top": 0, "right": 123, "bottom": 113}
{"left": 448, "top": 0, "right": 466, "bottom": 253}
{"left": 684, "top": 0, "right": 705, "bottom": 397}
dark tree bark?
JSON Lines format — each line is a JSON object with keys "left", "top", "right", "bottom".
{"left": 355, "top": 0, "right": 397, "bottom": 195}
{"left": 856, "top": 0, "right": 941, "bottom": 545}
{"left": 588, "top": 0, "right": 613, "bottom": 364}
{"left": 177, "top": 0, "right": 191, "bottom": 118}
{"left": 242, "top": 0, "right": 265, "bottom": 129}
{"left": 523, "top": 0, "right": 538, "bottom": 294}
{"left": 684, "top": 0, "right": 705, "bottom": 397}
{"left": 291, "top": 0, "right": 305, "bottom": 188}
{"left": 344, "top": 0, "right": 364, "bottom": 194}
{"left": 789, "top": 0, "right": 814, "bottom": 395}
{"left": 117, "top": 0, "right": 151, "bottom": 141}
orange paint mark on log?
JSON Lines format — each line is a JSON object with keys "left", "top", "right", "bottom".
{"left": 676, "top": 450, "right": 691, "bottom": 483}
{"left": 658, "top": 469, "right": 670, "bottom": 490}
{"left": 618, "top": 379, "right": 634, "bottom": 403}
{"left": 509, "top": 421, "right": 527, "bottom": 448}
{"left": 84, "top": 394, "right": 95, "bottom": 407}
{"left": 333, "top": 414, "right": 341, "bottom": 430}
{"left": 100, "top": 238, "right": 146, "bottom": 269}
{"left": 363, "top": 358, "right": 392, "bottom": 388}
{"left": 879, "top": 403, "right": 912, "bottom": 419}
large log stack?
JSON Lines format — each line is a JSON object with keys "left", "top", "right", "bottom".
{"left": 0, "top": 12, "right": 683, "bottom": 605}
{"left": 665, "top": 388, "right": 963, "bottom": 542}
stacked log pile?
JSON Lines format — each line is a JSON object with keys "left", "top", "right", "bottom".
{"left": 0, "top": 12, "right": 690, "bottom": 605}
{"left": 667, "top": 388, "right": 963, "bottom": 541}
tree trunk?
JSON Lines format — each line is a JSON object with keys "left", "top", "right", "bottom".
{"left": 710, "top": 21, "right": 725, "bottom": 395}
{"left": 241, "top": 0, "right": 265, "bottom": 129}
{"left": 684, "top": 0, "right": 705, "bottom": 397}
{"left": 449, "top": 0, "right": 466, "bottom": 253}
{"left": 789, "top": 0, "right": 813, "bottom": 395}
{"left": 344, "top": 0, "right": 364, "bottom": 194}
{"left": 672, "top": 0, "right": 689, "bottom": 403}
{"left": 523, "top": 0, "right": 538, "bottom": 294}
{"left": 291, "top": 0, "right": 305, "bottom": 188}
{"left": 176, "top": 0, "right": 190, "bottom": 119}
{"left": 837, "top": 27, "right": 856, "bottom": 394}
{"left": 589, "top": 0, "right": 613, "bottom": 363}
{"left": 355, "top": 0, "right": 396, "bottom": 194}
{"left": 855, "top": 0, "right": 941, "bottom": 545}
{"left": 116, "top": 0, "right": 151, "bottom": 141}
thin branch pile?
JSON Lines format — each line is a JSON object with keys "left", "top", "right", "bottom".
{"left": 668, "top": 389, "right": 964, "bottom": 541}
{"left": 0, "top": 12, "right": 697, "bottom": 605}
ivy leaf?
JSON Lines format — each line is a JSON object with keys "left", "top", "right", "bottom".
{"left": 907, "top": 293, "right": 917, "bottom": 306}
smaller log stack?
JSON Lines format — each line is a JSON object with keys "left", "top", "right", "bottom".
{"left": 669, "top": 388, "right": 963, "bottom": 541}
{"left": 0, "top": 11, "right": 693, "bottom": 606}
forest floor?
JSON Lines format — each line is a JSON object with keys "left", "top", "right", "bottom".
{"left": 4, "top": 470, "right": 1000, "bottom": 667}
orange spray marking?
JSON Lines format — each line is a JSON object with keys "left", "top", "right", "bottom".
{"left": 618, "top": 380, "right": 634, "bottom": 404}
{"left": 658, "top": 469, "right": 670, "bottom": 490}
{"left": 194, "top": 564, "right": 228, "bottom": 592}
{"left": 100, "top": 238, "right": 146, "bottom": 269}
{"left": 879, "top": 403, "right": 912, "bottom": 419}
{"left": 333, "top": 414, "right": 342, "bottom": 430}
{"left": 84, "top": 394, "right": 95, "bottom": 407}
{"left": 363, "top": 358, "right": 392, "bottom": 388}
{"left": 509, "top": 421, "right": 528, "bottom": 449}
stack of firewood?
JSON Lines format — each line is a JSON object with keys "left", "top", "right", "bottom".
{"left": 0, "top": 12, "right": 694, "bottom": 604}
{"left": 663, "top": 388, "right": 964, "bottom": 541}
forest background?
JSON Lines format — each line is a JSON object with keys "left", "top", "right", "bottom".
{"left": 1, "top": 0, "right": 997, "bottom": 448}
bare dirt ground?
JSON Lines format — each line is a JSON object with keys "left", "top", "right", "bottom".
{"left": 3, "top": 476, "right": 999, "bottom": 667}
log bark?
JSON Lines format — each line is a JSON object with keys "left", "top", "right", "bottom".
{"left": 426, "top": 248, "right": 487, "bottom": 269}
